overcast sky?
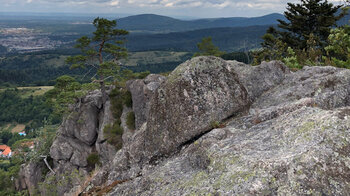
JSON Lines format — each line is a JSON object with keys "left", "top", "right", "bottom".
{"left": 0, "top": 0, "right": 344, "bottom": 18}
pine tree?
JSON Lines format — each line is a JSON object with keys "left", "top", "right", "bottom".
{"left": 277, "top": 0, "right": 344, "bottom": 50}
{"left": 193, "top": 37, "right": 225, "bottom": 57}
{"left": 66, "top": 17, "right": 129, "bottom": 103}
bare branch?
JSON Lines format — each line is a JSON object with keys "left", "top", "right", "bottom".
{"left": 40, "top": 155, "right": 55, "bottom": 175}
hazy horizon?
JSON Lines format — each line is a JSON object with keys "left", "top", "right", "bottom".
{"left": 0, "top": 0, "right": 306, "bottom": 18}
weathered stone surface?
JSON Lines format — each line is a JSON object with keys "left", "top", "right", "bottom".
{"left": 96, "top": 100, "right": 117, "bottom": 163}
{"left": 126, "top": 74, "right": 166, "bottom": 129}
{"left": 42, "top": 88, "right": 120, "bottom": 195}
{"left": 121, "top": 106, "right": 134, "bottom": 145}
{"left": 38, "top": 56, "right": 350, "bottom": 195}
{"left": 16, "top": 162, "right": 43, "bottom": 195}
{"left": 139, "top": 57, "right": 287, "bottom": 163}
{"left": 108, "top": 106, "right": 350, "bottom": 196}
{"left": 103, "top": 58, "right": 350, "bottom": 195}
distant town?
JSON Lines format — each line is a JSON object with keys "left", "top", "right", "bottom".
{"left": 0, "top": 27, "right": 73, "bottom": 53}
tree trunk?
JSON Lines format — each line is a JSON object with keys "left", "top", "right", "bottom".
{"left": 100, "top": 76, "right": 107, "bottom": 103}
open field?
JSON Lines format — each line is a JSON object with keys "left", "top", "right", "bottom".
{"left": 16, "top": 86, "right": 54, "bottom": 97}
{"left": 122, "top": 51, "right": 190, "bottom": 66}
{"left": 11, "top": 124, "right": 25, "bottom": 133}
{"left": 0, "top": 86, "right": 54, "bottom": 98}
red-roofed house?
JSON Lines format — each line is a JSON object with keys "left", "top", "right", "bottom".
{"left": 0, "top": 145, "right": 12, "bottom": 158}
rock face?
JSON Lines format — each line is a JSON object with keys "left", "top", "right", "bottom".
{"left": 109, "top": 106, "right": 350, "bottom": 195}
{"left": 126, "top": 74, "right": 166, "bottom": 129}
{"left": 101, "top": 57, "right": 349, "bottom": 195}
{"left": 34, "top": 56, "right": 350, "bottom": 195}
{"left": 130, "top": 57, "right": 289, "bottom": 166}
{"left": 16, "top": 162, "right": 43, "bottom": 195}
{"left": 35, "top": 89, "right": 117, "bottom": 195}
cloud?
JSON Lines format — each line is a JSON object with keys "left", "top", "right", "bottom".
{"left": 110, "top": 0, "right": 119, "bottom": 6}
{"left": 4, "top": 0, "right": 336, "bottom": 17}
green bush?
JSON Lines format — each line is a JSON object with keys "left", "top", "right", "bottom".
{"left": 126, "top": 112, "right": 135, "bottom": 130}
{"left": 123, "top": 91, "right": 133, "bottom": 108}
{"left": 87, "top": 152, "right": 100, "bottom": 167}
{"left": 103, "top": 123, "right": 123, "bottom": 150}
{"left": 109, "top": 88, "right": 123, "bottom": 119}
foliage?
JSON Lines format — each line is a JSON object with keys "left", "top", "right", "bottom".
{"left": 210, "top": 121, "right": 225, "bottom": 129}
{"left": 105, "top": 84, "right": 136, "bottom": 148}
{"left": 283, "top": 47, "right": 302, "bottom": 69}
{"left": 103, "top": 123, "right": 123, "bottom": 149}
{"left": 45, "top": 75, "right": 99, "bottom": 117}
{"left": 0, "top": 89, "right": 52, "bottom": 126}
{"left": 39, "top": 168, "right": 85, "bottom": 196}
{"left": 255, "top": 0, "right": 347, "bottom": 68}
{"left": 29, "top": 125, "right": 57, "bottom": 163}
{"left": 66, "top": 17, "right": 129, "bottom": 102}
{"left": 253, "top": 27, "right": 288, "bottom": 64}
{"left": 126, "top": 112, "right": 135, "bottom": 130}
{"left": 277, "top": 0, "right": 344, "bottom": 50}
{"left": 324, "top": 25, "right": 350, "bottom": 68}
{"left": 193, "top": 37, "right": 225, "bottom": 57}
{"left": 87, "top": 152, "right": 100, "bottom": 168}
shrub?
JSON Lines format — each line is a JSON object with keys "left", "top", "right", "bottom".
{"left": 103, "top": 123, "right": 123, "bottom": 150}
{"left": 123, "top": 91, "right": 132, "bottom": 108}
{"left": 87, "top": 152, "right": 100, "bottom": 167}
{"left": 126, "top": 112, "right": 135, "bottom": 130}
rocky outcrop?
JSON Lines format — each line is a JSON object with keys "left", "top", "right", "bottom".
{"left": 126, "top": 74, "right": 166, "bottom": 129}
{"left": 50, "top": 90, "right": 103, "bottom": 169}
{"left": 36, "top": 56, "right": 350, "bottom": 195}
{"left": 36, "top": 75, "right": 167, "bottom": 195}
{"left": 100, "top": 57, "right": 349, "bottom": 195}
{"left": 34, "top": 89, "right": 115, "bottom": 195}
{"left": 16, "top": 162, "right": 43, "bottom": 195}
{"left": 108, "top": 106, "right": 350, "bottom": 195}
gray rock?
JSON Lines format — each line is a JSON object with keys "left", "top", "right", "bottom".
{"left": 96, "top": 100, "right": 117, "bottom": 163}
{"left": 103, "top": 57, "right": 350, "bottom": 195}
{"left": 127, "top": 74, "right": 166, "bottom": 129}
{"left": 108, "top": 106, "right": 350, "bottom": 196}
{"left": 121, "top": 106, "right": 134, "bottom": 145}
{"left": 138, "top": 57, "right": 287, "bottom": 163}
{"left": 43, "top": 88, "right": 119, "bottom": 195}
{"left": 16, "top": 162, "right": 43, "bottom": 195}
{"left": 42, "top": 57, "right": 350, "bottom": 195}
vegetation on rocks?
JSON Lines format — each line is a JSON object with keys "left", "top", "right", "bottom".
{"left": 87, "top": 152, "right": 101, "bottom": 168}
{"left": 126, "top": 112, "right": 135, "bottom": 130}
{"left": 254, "top": 0, "right": 349, "bottom": 68}
{"left": 66, "top": 17, "right": 129, "bottom": 103}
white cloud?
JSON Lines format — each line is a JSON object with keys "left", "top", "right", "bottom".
{"left": 110, "top": 0, "right": 119, "bottom": 6}
{"left": 3, "top": 0, "right": 338, "bottom": 17}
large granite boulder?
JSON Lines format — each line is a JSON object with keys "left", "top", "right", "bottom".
{"left": 102, "top": 57, "right": 350, "bottom": 195}
{"left": 108, "top": 106, "right": 350, "bottom": 195}
{"left": 139, "top": 57, "right": 288, "bottom": 163}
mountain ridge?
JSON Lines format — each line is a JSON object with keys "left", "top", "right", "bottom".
{"left": 117, "top": 13, "right": 285, "bottom": 33}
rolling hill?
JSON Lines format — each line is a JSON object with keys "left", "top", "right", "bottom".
{"left": 126, "top": 25, "right": 271, "bottom": 52}
{"left": 117, "top": 13, "right": 284, "bottom": 33}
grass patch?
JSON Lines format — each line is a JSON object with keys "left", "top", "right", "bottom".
{"left": 0, "top": 86, "right": 54, "bottom": 98}
{"left": 11, "top": 124, "right": 26, "bottom": 133}
{"left": 126, "top": 112, "right": 135, "bottom": 130}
